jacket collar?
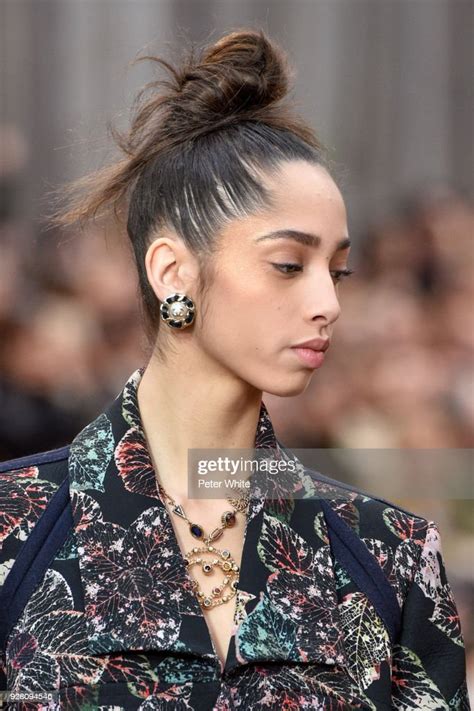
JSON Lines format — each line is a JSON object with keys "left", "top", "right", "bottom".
{"left": 68, "top": 366, "right": 350, "bottom": 679}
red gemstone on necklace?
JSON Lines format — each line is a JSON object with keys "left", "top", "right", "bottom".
{"left": 222, "top": 511, "right": 236, "bottom": 527}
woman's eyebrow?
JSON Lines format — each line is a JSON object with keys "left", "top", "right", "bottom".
{"left": 254, "top": 229, "right": 351, "bottom": 250}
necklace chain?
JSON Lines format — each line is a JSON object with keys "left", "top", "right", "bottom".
{"left": 157, "top": 482, "right": 250, "bottom": 610}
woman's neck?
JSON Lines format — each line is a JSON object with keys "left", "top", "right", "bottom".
{"left": 136, "top": 347, "right": 263, "bottom": 505}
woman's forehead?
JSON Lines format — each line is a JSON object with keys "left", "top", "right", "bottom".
{"left": 218, "top": 161, "right": 348, "bottom": 249}
{"left": 263, "top": 160, "right": 344, "bottom": 206}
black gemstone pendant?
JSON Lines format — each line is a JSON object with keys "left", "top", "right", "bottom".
{"left": 190, "top": 523, "right": 204, "bottom": 539}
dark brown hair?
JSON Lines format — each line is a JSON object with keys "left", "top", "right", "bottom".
{"left": 47, "top": 28, "right": 330, "bottom": 347}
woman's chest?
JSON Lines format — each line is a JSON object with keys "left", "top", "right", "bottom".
{"left": 166, "top": 500, "right": 248, "bottom": 668}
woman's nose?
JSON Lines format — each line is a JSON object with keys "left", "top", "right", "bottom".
{"left": 309, "top": 276, "right": 342, "bottom": 325}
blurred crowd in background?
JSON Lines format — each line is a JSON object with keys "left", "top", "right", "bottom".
{"left": 1, "top": 120, "right": 473, "bottom": 690}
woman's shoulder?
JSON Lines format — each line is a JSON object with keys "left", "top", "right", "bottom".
{"left": 276, "top": 438, "right": 430, "bottom": 532}
{"left": 0, "top": 445, "right": 70, "bottom": 497}
{"left": 307, "top": 465, "right": 429, "bottom": 522}
{"left": 305, "top": 465, "right": 435, "bottom": 556}
{"left": 0, "top": 444, "right": 71, "bottom": 478}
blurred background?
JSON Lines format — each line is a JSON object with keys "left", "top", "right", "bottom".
{"left": 1, "top": 0, "right": 473, "bottom": 696}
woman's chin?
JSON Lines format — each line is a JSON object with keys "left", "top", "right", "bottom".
{"left": 263, "top": 370, "right": 314, "bottom": 398}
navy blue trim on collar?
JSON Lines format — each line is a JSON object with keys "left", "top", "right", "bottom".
{"left": 321, "top": 498, "right": 402, "bottom": 644}
{"left": 0, "top": 475, "right": 74, "bottom": 650}
{"left": 0, "top": 445, "right": 70, "bottom": 473}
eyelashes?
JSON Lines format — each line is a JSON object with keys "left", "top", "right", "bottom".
{"left": 331, "top": 268, "right": 355, "bottom": 283}
{"left": 271, "top": 263, "right": 356, "bottom": 283}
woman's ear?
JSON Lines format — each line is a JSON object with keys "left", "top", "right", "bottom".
{"left": 145, "top": 234, "right": 200, "bottom": 301}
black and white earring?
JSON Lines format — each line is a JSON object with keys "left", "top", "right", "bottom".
{"left": 160, "top": 293, "right": 195, "bottom": 329}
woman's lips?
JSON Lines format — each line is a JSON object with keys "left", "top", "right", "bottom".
{"left": 291, "top": 347, "right": 326, "bottom": 368}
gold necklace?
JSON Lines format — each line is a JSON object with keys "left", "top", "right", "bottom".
{"left": 157, "top": 482, "right": 249, "bottom": 609}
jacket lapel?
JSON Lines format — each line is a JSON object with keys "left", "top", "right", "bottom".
{"left": 69, "top": 367, "right": 213, "bottom": 659}
{"left": 224, "top": 457, "right": 348, "bottom": 673}
{"left": 68, "top": 367, "right": 347, "bottom": 676}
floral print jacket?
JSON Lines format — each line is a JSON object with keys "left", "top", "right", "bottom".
{"left": 0, "top": 367, "right": 469, "bottom": 710}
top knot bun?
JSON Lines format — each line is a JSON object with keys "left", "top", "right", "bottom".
{"left": 118, "top": 27, "right": 308, "bottom": 154}
{"left": 177, "top": 29, "right": 290, "bottom": 118}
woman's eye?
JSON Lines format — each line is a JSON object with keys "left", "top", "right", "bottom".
{"left": 272, "top": 263, "right": 356, "bottom": 282}
{"left": 271, "top": 263, "right": 303, "bottom": 274}
{"left": 331, "top": 268, "right": 356, "bottom": 284}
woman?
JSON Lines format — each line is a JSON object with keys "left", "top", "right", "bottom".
{"left": 0, "top": 28, "right": 469, "bottom": 710}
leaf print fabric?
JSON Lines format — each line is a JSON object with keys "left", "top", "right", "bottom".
{"left": 391, "top": 520, "right": 469, "bottom": 709}
{"left": 8, "top": 570, "right": 107, "bottom": 694}
{"left": 76, "top": 499, "right": 197, "bottom": 649}
{"left": 339, "top": 592, "right": 391, "bottom": 690}
{"left": 254, "top": 514, "right": 344, "bottom": 666}
{"left": 69, "top": 413, "right": 115, "bottom": 492}
{"left": 383, "top": 507, "right": 427, "bottom": 542}
{"left": 391, "top": 646, "right": 451, "bottom": 710}
{"left": 115, "top": 427, "right": 161, "bottom": 499}
{"left": 0, "top": 366, "right": 470, "bottom": 710}
{"left": 0, "top": 467, "right": 55, "bottom": 544}
{"left": 430, "top": 586, "right": 464, "bottom": 647}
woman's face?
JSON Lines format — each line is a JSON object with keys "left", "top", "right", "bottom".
{"left": 196, "top": 159, "right": 352, "bottom": 397}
